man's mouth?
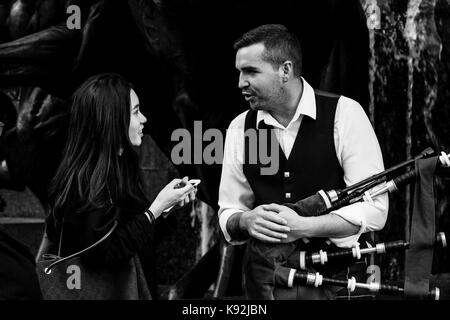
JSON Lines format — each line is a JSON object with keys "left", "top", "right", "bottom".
{"left": 242, "top": 92, "right": 255, "bottom": 101}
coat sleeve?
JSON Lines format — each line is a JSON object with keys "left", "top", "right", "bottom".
{"left": 53, "top": 203, "right": 154, "bottom": 267}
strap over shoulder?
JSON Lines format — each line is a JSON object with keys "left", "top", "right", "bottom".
{"left": 43, "top": 220, "right": 118, "bottom": 275}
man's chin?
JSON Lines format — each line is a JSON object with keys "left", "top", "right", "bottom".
{"left": 249, "top": 103, "right": 261, "bottom": 110}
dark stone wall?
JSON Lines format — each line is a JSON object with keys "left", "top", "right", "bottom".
{"left": 361, "top": 0, "right": 450, "bottom": 279}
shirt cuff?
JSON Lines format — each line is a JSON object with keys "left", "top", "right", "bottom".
{"left": 219, "top": 209, "right": 248, "bottom": 245}
{"left": 144, "top": 209, "right": 156, "bottom": 225}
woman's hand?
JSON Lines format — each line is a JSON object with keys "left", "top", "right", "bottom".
{"left": 149, "top": 177, "right": 196, "bottom": 218}
{"left": 174, "top": 183, "right": 197, "bottom": 209}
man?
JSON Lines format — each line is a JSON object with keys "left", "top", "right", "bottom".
{"left": 218, "top": 24, "right": 388, "bottom": 299}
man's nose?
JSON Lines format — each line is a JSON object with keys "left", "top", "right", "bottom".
{"left": 238, "top": 74, "right": 249, "bottom": 89}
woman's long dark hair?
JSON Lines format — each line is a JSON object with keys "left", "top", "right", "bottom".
{"left": 50, "top": 73, "right": 146, "bottom": 220}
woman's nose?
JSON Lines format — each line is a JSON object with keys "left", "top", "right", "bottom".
{"left": 140, "top": 112, "right": 147, "bottom": 123}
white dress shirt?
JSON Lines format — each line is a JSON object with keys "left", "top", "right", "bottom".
{"left": 218, "top": 78, "right": 389, "bottom": 247}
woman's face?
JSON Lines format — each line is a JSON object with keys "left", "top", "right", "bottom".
{"left": 128, "top": 89, "right": 147, "bottom": 146}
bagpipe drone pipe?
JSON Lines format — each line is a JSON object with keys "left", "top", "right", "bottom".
{"left": 273, "top": 147, "right": 450, "bottom": 299}
{"left": 282, "top": 147, "right": 448, "bottom": 217}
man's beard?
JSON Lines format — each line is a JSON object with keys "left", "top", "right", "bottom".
{"left": 248, "top": 96, "right": 264, "bottom": 110}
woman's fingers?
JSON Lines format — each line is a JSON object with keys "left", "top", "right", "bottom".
{"left": 165, "top": 177, "right": 198, "bottom": 210}
{"left": 168, "top": 178, "right": 183, "bottom": 188}
{"left": 178, "top": 183, "right": 194, "bottom": 196}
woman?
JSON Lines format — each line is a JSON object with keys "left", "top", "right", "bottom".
{"left": 45, "top": 73, "right": 196, "bottom": 298}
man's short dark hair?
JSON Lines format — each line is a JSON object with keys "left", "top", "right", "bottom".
{"left": 233, "top": 24, "right": 302, "bottom": 78}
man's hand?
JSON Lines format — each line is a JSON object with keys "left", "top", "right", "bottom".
{"left": 240, "top": 204, "right": 291, "bottom": 243}
{"left": 264, "top": 203, "right": 361, "bottom": 242}
{"left": 263, "top": 203, "right": 308, "bottom": 243}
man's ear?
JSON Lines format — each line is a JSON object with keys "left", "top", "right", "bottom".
{"left": 279, "top": 61, "right": 293, "bottom": 82}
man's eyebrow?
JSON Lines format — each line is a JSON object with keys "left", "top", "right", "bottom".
{"left": 132, "top": 104, "right": 140, "bottom": 110}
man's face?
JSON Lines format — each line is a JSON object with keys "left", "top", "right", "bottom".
{"left": 235, "top": 43, "right": 283, "bottom": 112}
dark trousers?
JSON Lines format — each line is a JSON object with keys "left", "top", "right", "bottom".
{"left": 243, "top": 238, "right": 344, "bottom": 300}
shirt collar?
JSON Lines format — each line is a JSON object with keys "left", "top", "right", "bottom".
{"left": 257, "top": 77, "right": 316, "bottom": 129}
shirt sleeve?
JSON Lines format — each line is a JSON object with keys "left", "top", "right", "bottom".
{"left": 218, "top": 112, "right": 255, "bottom": 244}
{"left": 329, "top": 96, "right": 389, "bottom": 248}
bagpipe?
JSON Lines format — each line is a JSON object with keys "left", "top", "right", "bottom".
{"left": 289, "top": 269, "right": 441, "bottom": 300}
{"left": 284, "top": 147, "right": 447, "bottom": 217}
{"left": 278, "top": 147, "right": 450, "bottom": 300}
{"left": 296, "top": 233, "right": 446, "bottom": 271}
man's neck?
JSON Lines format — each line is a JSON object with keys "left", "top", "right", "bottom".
{"left": 271, "top": 78, "right": 303, "bottom": 127}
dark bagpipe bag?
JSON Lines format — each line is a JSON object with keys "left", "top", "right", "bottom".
{"left": 404, "top": 156, "right": 438, "bottom": 299}
{"left": 36, "top": 221, "right": 152, "bottom": 300}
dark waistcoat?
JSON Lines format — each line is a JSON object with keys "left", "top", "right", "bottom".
{"left": 243, "top": 90, "right": 345, "bottom": 206}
